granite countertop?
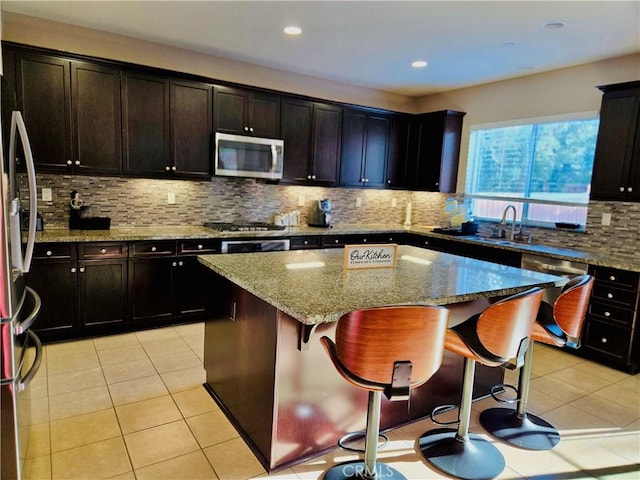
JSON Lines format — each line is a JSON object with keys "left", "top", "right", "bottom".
{"left": 32, "top": 223, "right": 640, "bottom": 271}
{"left": 198, "top": 245, "right": 564, "bottom": 325}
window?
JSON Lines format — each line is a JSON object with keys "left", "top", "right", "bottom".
{"left": 465, "top": 114, "right": 600, "bottom": 227}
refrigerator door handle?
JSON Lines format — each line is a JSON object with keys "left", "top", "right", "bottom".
{"left": 17, "top": 329, "right": 43, "bottom": 392}
{"left": 9, "top": 111, "right": 38, "bottom": 274}
{"left": 14, "top": 287, "right": 41, "bottom": 334}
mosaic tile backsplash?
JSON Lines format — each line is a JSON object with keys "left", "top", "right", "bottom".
{"left": 19, "top": 173, "right": 640, "bottom": 256}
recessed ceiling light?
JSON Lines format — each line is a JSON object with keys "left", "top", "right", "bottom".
{"left": 411, "top": 60, "right": 428, "bottom": 68}
{"left": 284, "top": 26, "right": 302, "bottom": 35}
{"left": 543, "top": 21, "right": 566, "bottom": 29}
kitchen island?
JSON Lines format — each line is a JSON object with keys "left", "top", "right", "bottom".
{"left": 198, "top": 245, "right": 564, "bottom": 472}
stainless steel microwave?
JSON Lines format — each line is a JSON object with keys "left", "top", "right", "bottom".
{"left": 214, "top": 132, "right": 284, "bottom": 180}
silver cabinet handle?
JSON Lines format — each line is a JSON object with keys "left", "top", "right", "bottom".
{"left": 46, "top": 250, "right": 52, "bottom": 256}
{"left": 307, "top": 175, "right": 311, "bottom": 180}
{"left": 311, "top": 174, "right": 316, "bottom": 180}
{"left": 172, "top": 261, "right": 177, "bottom": 267}
{"left": 165, "top": 166, "right": 170, "bottom": 171}
{"left": 151, "top": 246, "right": 157, "bottom": 252}
{"left": 230, "top": 301, "right": 237, "bottom": 321}
{"left": 604, "top": 311, "right": 611, "bottom": 317}
{"left": 363, "top": 238, "right": 367, "bottom": 242}
{"left": 334, "top": 239, "right": 339, "bottom": 244}
{"left": 71, "top": 267, "right": 77, "bottom": 273}
{"left": 178, "top": 261, "right": 183, "bottom": 266}
{"left": 197, "top": 244, "right": 203, "bottom": 250}
{"left": 607, "top": 293, "right": 613, "bottom": 299}
{"left": 628, "top": 187, "right": 633, "bottom": 193}
{"left": 79, "top": 267, "right": 85, "bottom": 273}
{"left": 75, "top": 160, "right": 80, "bottom": 166}
{"left": 67, "top": 160, "right": 73, "bottom": 166}
{"left": 601, "top": 337, "right": 608, "bottom": 344}
{"left": 304, "top": 240, "right": 308, "bottom": 245}
{"left": 171, "top": 166, "right": 177, "bottom": 172}
{"left": 609, "top": 275, "right": 616, "bottom": 281}
{"left": 100, "top": 248, "right": 107, "bottom": 254}
{"left": 249, "top": 127, "right": 254, "bottom": 132}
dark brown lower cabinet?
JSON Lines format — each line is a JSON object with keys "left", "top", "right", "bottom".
{"left": 78, "top": 258, "right": 128, "bottom": 330}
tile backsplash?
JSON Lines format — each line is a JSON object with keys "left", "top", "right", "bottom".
{"left": 20, "top": 173, "right": 640, "bottom": 256}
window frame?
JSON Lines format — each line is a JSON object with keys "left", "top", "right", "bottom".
{"left": 464, "top": 111, "right": 600, "bottom": 229}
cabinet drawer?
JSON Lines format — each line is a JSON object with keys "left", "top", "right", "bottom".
{"left": 591, "top": 266, "right": 639, "bottom": 290}
{"left": 321, "top": 235, "right": 348, "bottom": 248}
{"left": 130, "top": 241, "right": 176, "bottom": 256}
{"left": 33, "top": 243, "right": 75, "bottom": 260}
{"left": 592, "top": 284, "right": 639, "bottom": 307}
{"left": 290, "top": 236, "right": 321, "bottom": 250}
{"left": 583, "top": 320, "right": 631, "bottom": 360}
{"left": 178, "top": 239, "right": 220, "bottom": 254}
{"left": 79, "top": 243, "right": 128, "bottom": 259}
{"left": 588, "top": 301, "right": 635, "bottom": 327}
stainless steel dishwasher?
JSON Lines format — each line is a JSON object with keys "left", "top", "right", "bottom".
{"left": 520, "top": 253, "right": 588, "bottom": 303}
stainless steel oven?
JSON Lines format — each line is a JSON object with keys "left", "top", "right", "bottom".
{"left": 221, "top": 239, "right": 290, "bottom": 253}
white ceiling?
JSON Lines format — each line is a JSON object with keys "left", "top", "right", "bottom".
{"left": 2, "top": 1, "right": 639, "bottom": 96}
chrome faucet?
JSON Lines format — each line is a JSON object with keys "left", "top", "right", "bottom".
{"left": 499, "top": 205, "right": 519, "bottom": 241}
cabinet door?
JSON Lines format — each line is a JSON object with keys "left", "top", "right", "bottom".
{"left": 362, "top": 114, "right": 390, "bottom": 188}
{"left": 25, "top": 260, "right": 78, "bottom": 339}
{"left": 122, "top": 72, "right": 170, "bottom": 176}
{"left": 311, "top": 103, "right": 342, "bottom": 185}
{"left": 214, "top": 86, "right": 247, "bottom": 134}
{"left": 78, "top": 259, "right": 128, "bottom": 329}
{"left": 72, "top": 62, "right": 122, "bottom": 175}
{"left": 175, "top": 256, "right": 217, "bottom": 317}
{"left": 171, "top": 79, "right": 212, "bottom": 178}
{"left": 281, "top": 97, "right": 313, "bottom": 182}
{"left": 16, "top": 53, "right": 72, "bottom": 172}
{"left": 129, "top": 257, "right": 174, "bottom": 323}
{"left": 250, "top": 92, "right": 281, "bottom": 138}
{"left": 340, "top": 109, "right": 366, "bottom": 187}
{"left": 591, "top": 88, "right": 640, "bottom": 201}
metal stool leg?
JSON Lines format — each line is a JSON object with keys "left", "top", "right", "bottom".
{"left": 324, "top": 391, "right": 407, "bottom": 480}
{"left": 418, "top": 358, "right": 505, "bottom": 480}
{"left": 479, "top": 342, "right": 560, "bottom": 450}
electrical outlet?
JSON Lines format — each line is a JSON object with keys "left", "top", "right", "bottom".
{"left": 356, "top": 197, "right": 362, "bottom": 207}
{"left": 42, "top": 188, "right": 52, "bottom": 202}
{"left": 391, "top": 198, "right": 397, "bottom": 207}
{"left": 167, "top": 192, "right": 176, "bottom": 205}
{"left": 297, "top": 196, "right": 305, "bottom": 207}
{"left": 601, "top": 212, "right": 612, "bottom": 226}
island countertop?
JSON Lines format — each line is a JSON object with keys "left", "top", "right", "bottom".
{"left": 198, "top": 245, "right": 564, "bottom": 325}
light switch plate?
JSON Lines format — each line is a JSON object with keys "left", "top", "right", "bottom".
{"left": 167, "top": 192, "right": 176, "bottom": 205}
{"left": 356, "top": 197, "right": 362, "bottom": 207}
{"left": 297, "top": 196, "right": 305, "bottom": 207}
{"left": 42, "top": 188, "right": 52, "bottom": 202}
{"left": 601, "top": 212, "right": 612, "bottom": 226}
{"left": 391, "top": 198, "right": 397, "bottom": 207}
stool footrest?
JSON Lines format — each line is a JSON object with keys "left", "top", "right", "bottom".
{"left": 489, "top": 383, "right": 519, "bottom": 404}
{"left": 338, "top": 431, "right": 389, "bottom": 453}
{"left": 430, "top": 404, "right": 459, "bottom": 426}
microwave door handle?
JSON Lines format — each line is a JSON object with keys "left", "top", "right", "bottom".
{"left": 271, "top": 144, "right": 277, "bottom": 172}
{"left": 11, "top": 111, "right": 38, "bottom": 273}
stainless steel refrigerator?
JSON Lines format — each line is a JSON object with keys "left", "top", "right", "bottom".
{"left": 0, "top": 44, "right": 43, "bottom": 479}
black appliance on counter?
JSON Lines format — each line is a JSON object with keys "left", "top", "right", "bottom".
{"left": 68, "top": 190, "right": 110, "bottom": 230}
{"left": 203, "top": 221, "right": 286, "bottom": 232}
{"left": 307, "top": 199, "right": 331, "bottom": 227}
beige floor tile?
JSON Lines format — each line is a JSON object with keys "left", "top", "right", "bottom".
{"left": 46, "top": 338, "right": 95, "bottom": 356}
{"left": 140, "top": 337, "right": 191, "bottom": 357}
{"left": 597, "top": 429, "right": 640, "bottom": 464}
{"left": 252, "top": 467, "right": 301, "bottom": 479}
{"left": 50, "top": 408, "right": 121, "bottom": 453}
{"left": 528, "top": 455, "right": 596, "bottom": 480}
{"left": 160, "top": 366, "right": 206, "bottom": 393}
{"left": 173, "top": 322, "right": 204, "bottom": 338}
{"left": 51, "top": 436, "right": 131, "bottom": 479}
{"left": 530, "top": 375, "right": 590, "bottom": 403}
{"left": 136, "top": 327, "right": 181, "bottom": 343}
{"left": 203, "top": 437, "right": 265, "bottom": 480}
{"left": 49, "top": 385, "right": 113, "bottom": 421}
{"left": 569, "top": 393, "right": 640, "bottom": 428}
{"left": 594, "top": 382, "right": 640, "bottom": 411}
{"left": 124, "top": 420, "right": 200, "bottom": 469}
{"left": 554, "top": 436, "right": 634, "bottom": 472}
{"left": 28, "top": 396, "right": 50, "bottom": 425}
{"left": 172, "top": 386, "right": 217, "bottom": 418}
{"left": 186, "top": 409, "right": 239, "bottom": 448}
{"left": 97, "top": 343, "right": 149, "bottom": 367}
{"left": 46, "top": 349, "right": 101, "bottom": 376}
{"left": 22, "top": 454, "right": 52, "bottom": 480}
{"left": 108, "top": 374, "right": 168, "bottom": 406}
{"left": 115, "top": 395, "right": 182, "bottom": 434}
{"left": 183, "top": 334, "right": 205, "bottom": 356}
{"left": 550, "top": 365, "right": 620, "bottom": 393}
{"left": 542, "top": 404, "right": 618, "bottom": 433}
{"left": 93, "top": 332, "right": 140, "bottom": 352}
{"left": 570, "top": 359, "right": 630, "bottom": 384}
{"left": 107, "top": 472, "right": 136, "bottom": 480}
{"left": 148, "top": 348, "right": 202, "bottom": 374}
{"left": 102, "top": 357, "right": 157, "bottom": 384}
{"left": 48, "top": 366, "right": 105, "bottom": 396}
{"left": 134, "top": 450, "right": 218, "bottom": 480}
{"left": 26, "top": 423, "right": 50, "bottom": 458}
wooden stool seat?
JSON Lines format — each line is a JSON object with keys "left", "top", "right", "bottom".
{"left": 321, "top": 305, "right": 449, "bottom": 480}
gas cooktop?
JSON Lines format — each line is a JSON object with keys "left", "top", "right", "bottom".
{"left": 203, "top": 222, "right": 286, "bottom": 232}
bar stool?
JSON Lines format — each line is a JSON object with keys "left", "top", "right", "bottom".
{"left": 418, "top": 287, "right": 543, "bottom": 480}
{"left": 480, "top": 275, "right": 594, "bottom": 450}
{"left": 320, "top": 305, "right": 449, "bottom": 480}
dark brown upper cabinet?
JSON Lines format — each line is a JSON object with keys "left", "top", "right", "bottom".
{"left": 281, "top": 97, "right": 342, "bottom": 185}
{"left": 10, "top": 49, "right": 123, "bottom": 175}
{"left": 214, "top": 85, "right": 281, "bottom": 138}
{"left": 409, "top": 110, "right": 465, "bottom": 192}
{"left": 590, "top": 81, "right": 640, "bottom": 202}
{"left": 123, "top": 72, "right": 212, "bottom": 178}
{"left": 340, "top": 108, "right": 390, "bottom": 188}
{"left": 386, "top": 114, "right": 420, "bottom": 189}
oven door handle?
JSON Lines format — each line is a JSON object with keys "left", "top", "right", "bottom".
{"left": 18, "top": 329, "right": 43, "bottom": 392}
{"left": 15, "top": 287, "right": 41, "bottom": 334}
